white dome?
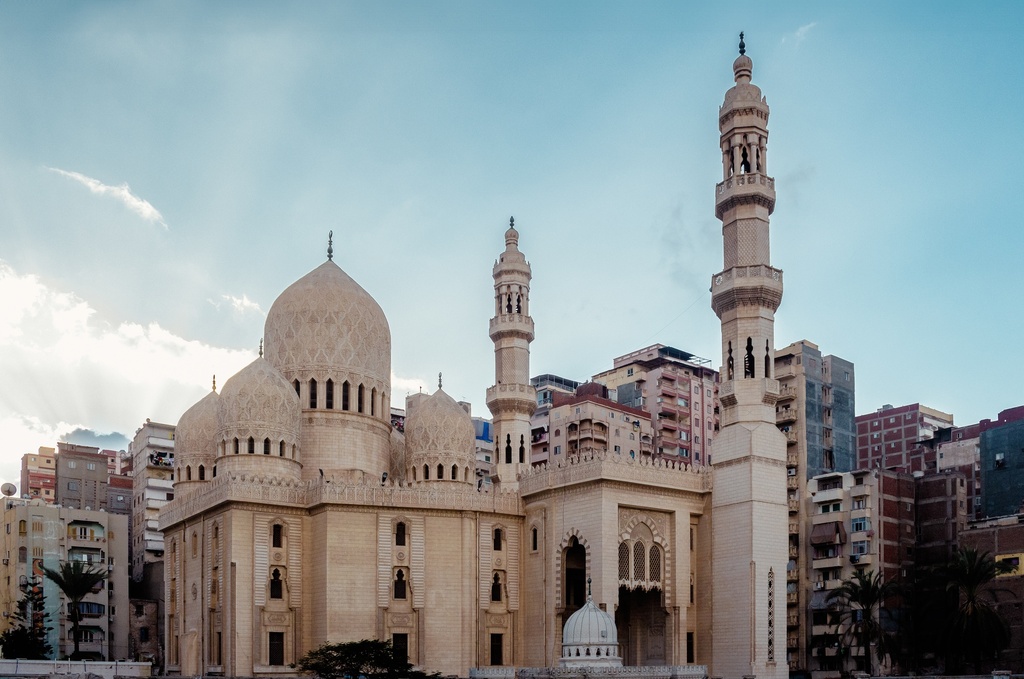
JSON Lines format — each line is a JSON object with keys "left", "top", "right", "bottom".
{"left": 264, "top": 260, "right": 391, "bottom": 386}
{"left": 560, "top": 595, "right": 621, "bottom": 667}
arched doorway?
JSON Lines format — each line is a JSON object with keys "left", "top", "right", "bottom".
{"left": 563, "top": 536, "right": 586, "bottom": 620}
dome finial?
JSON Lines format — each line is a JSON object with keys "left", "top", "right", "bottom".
{"left": 438, "top": 372, "right": 443, "bottom": 389}
{"left": 259, "top": 338, "right": 264, "bottom": 358}
{"left": 738, "top": 31, "right": 745, "bottom": 56}
{"left": 587, "top": 576, "right": 592, "bottom": 599}
{"left": 212, "top": 374, "right": 216, "bottom": 392}
{"left": 327, "top": 230, "right": 334, "bottom": 261}
{"left": 510, "top": 216, "right": 514, "bottom": 229}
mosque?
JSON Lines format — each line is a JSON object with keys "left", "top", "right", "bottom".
{"left": 160, "top": 39, "right": 788, "bottom": 679}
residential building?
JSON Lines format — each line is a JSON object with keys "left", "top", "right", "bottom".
{"left": 592, "top": 344, "right": 718, "bottom": 464}
{"left": 529, "top": 374, "right": 580, "bottom": 463}
{"left": 856, "top": 403, "right": 954, "bottom": 472}
{"left": 20, "top": 446, "right": 56, "bottom": 502}
{"left": 0, "top": 497, "right": 130, "bottom": 660}
{"left": 55, "top": 442, "right": 109, "bottom": 511}
{"left": 805, "top": 469, "right": 915, "bottom": 676}
{"left": 472, "top": 416, "right": 494, "bottom": 484}
{"left": 128, "top": 421, "right": 175, "bottom": 581}
{"left": 773, "top": 340, "right": 856, "bottom": 670}
{"left": 980, "top": 409, "right": 1024, "bottom": 518}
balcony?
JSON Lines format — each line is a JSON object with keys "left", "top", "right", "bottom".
{"left": 777, "top": 384, "right": 796, "bottom": 400}
{"left": 788, "top": 522, "right": 799, "bottom": 535}
{"left": 785, "top": 430, "right": 798, "bottom": 445}
{"left": 789, "top": 545, "right": 799, "bottom": 558}
{"left": 787, "top": 451, "right": 799, "bottom": 467}
{"left": 787, "top": 569, "right": 798, "bottom": 583}
{"left": 776, "top": 408, "right": 797, "bottom": 425}
{"left": 787, "top": 476, "right": 799, "bottom": 490}
{"left": 812, "top": 556, "right": 844, "bottom": 570}
{"left": 787, "top": 614, "right": 800, "bottom": 627}
{"left": 788, "top": 498, "right": 800, "bottom": 513}
{"left": 786, "top": 592, "right": 798, "bottom": 604}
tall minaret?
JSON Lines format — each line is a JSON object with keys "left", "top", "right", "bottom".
{"left": 709, "top": 35, "right": 788, "bottom": 679}
{"left": 486, "top": 217, "right": 536, "bottom": 487}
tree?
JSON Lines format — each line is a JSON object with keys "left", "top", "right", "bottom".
{"left": 0, "top": 580, "right": 53, "bottom": 659}
{"left": 40, "top": 560, "right": 107, "bottom": 659}
{"left": 826, "top": 569, "right": 898, "bottom": 676}
{"left": 937, "top": 546, "right": 1016, "bottom": 673}
{"left": 298, "top": 639, "right": 438, "bottom": 679}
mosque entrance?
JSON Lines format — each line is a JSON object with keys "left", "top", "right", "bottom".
{"left": 616, "top": 586, "right": 667, "bottom": 666}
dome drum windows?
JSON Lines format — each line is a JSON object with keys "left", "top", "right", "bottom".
{"left": 309, "top": 379, "right": 317, "bottom": 409}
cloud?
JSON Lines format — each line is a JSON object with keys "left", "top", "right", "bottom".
{"left": 0, "top": 261, "right": 254, "bottom": 485}
{"left": 47, "top": 167, "right": 168, "bottom": 228}
{"left": 782, "top": 22, "right": 817, "bottom": 45}
{"left": 216, "top": 293, "right": 265, "bottom": 316}
{"left": 60, "top": 428, "right": 131, "bottom": 452}
{"left": 391, "top": 373, "right": 431, "bottom": 405}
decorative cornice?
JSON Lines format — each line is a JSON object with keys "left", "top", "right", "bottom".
{"left": 519, "top": 449, "right": 711, "bottom": 498}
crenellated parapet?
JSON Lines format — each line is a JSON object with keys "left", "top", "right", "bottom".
{"left": 519, "top": 449, "right": 712, "bottom": 498}
{"left": 159, "top": 470, "right": 524, "bottom": 530}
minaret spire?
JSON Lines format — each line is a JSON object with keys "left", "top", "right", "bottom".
{"left": 709, "top": 38, "right": 788, "bottom": 679}
{"left": 486, "top": 216, "right": 536, "bottom": 487}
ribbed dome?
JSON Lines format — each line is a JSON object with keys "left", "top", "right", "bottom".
{"left": 406, "top": 388, "right": 475, "bottom": 461}
{"left": 560, "top": 595, "right": 622, "bottom": 667}
{"left": 562, "top": 597, "right": 617, "bottom": 646}
{"left": 264, "top": 260, "right": 391, "bottom": 384}
{"left": 218, "top": 356, "right": 300, "bottom": 442}
{"left": 176, "top": 388, "right": 221, "bottom": 459}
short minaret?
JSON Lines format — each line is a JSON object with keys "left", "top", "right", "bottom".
{"left": 486, "top": 217, "right": 536, "bottom": 486}
{"left": 709, "top": 35, "right": 788, "bottom": 679}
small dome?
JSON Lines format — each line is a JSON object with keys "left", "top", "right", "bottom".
{"left": 560, "top": 594, "right": 622, "bottom": 668}
{"left": 264, "top": 260, "right": 391, "bottom": 386}
{"left": 176, "top": 388, "right": 221, "bottom": 460}
{"left": 405, "top": 388, "right": 475, "bottom": 478}
{"left": 218, "top": 356, "right": 300, "bottom": 444}
{"left": 562, "top": 597, "right": 617, "bottom": 647}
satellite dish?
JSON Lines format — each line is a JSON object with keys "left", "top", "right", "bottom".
{"left": 1, "top": 483, "right": 17, "bottom": 497}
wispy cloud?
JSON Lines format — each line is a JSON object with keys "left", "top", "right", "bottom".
{"left": 782, "top": 22, "right": 817, "bottom": 45}
{"left": 47, "top": 167, "right": 168, "bottom": 229}
{"left": 220, "top": 293, "right": 264, "bottom": 316}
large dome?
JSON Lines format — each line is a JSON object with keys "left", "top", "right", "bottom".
{"left": 405, "top": 388, "right": 475, "bottom": 484}
{"left": 264, "top": 260, "right": 391, "bottom": 385}
{"left": 174, "top": 387, "right": 221, "bottom": 484}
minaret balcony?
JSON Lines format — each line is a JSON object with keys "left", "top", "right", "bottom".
{"left": 486, "top": 383, "right": 538, "bottom": 415}
{"left": 488, "top": 314, "right": 535, "bottom": 341}
{"left": 715, "top": 172, "right": 776, "bottom": 218}
{"left": 710, "top": 264, "right": 783, "bottom": 316}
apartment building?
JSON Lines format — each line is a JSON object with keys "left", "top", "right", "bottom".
{"left": 856, "top": 403, "right": 954, "bottom": 472}
{"left": 592, "top": 344, "right": 718, "bottom": 464}
{"left": 0, "top": 498, "right": 130, "bottom": 660}
{"left": 20, "top": 446, "right": 56, "bottom": 502}
{"left": 55, "top": 443, "right": 110, "bottom": 511}
{"left": 128, "top": 421, "right": 175, "bottom": 581}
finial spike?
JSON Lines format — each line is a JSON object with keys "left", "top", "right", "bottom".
{"left": 327, "top": 230, "right": 334, "bottom": 261}
{"left": 509, "top": 216, "right": 514, "bottom": 229}
{"left": 259, "top": 338, "right": 264, "bottom": 358}
{"left": 738, "top": 32, "right": 746, "bottom": 56}
{"left": 212, "top": 375, "right": 216, "bottom": 392}
{"left": 587, "top": 576, "right": 592, "bottom": 598}
{"left": 438, "top": 372, "right": 443, "bottom": 389}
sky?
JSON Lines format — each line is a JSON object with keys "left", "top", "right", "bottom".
{"left": 1, "top": 2, "right": 1022, "bottom": 490}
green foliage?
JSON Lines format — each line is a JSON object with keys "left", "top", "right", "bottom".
{"left": 41, "top": 560, "right": 107, "bottom": 660}
{"left": 0, "top": 582, "right": 52, "bottom": 659}
{"left": 297, "top": 639, "right": 438, "bottom": 679}
{"left": 825, "top": 569, "right": 898, "bottom": 676}
{"left": 937, "top": 547, "right": 1016, "bottom": 673}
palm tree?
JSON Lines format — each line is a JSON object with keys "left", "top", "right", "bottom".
{"left": 41, "top": 560, "right": 107, "bottom": 659}
{"left": 826, "top": 569, "right": 897, "bottom": 676}
{"left": 938, "top": 547, "right": 1016, "bottom": 673}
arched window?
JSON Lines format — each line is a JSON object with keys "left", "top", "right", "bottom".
{"left": 437, "top": 464, "right": 444, "bottom": 480}
{"left": 279, "top": 441, "right": 285, "bottom": 457}
{"left": 263, "top": 437, "right": 271, "bottom": 455}
{"left": 270, "top": 569, "right": 283, "bottom": 599}
{"left": 452, "top": 464, "right": 458, "bottom": 480}
{"left": 727, "top": 342, "right": 734, "bottom": 380}
{"left": 325, "top": 379, "right": 334, "bottom": 409}
{"left": 247, "top": 437, "right": 255, "bottom": 455}
{"left": 493, "top": 528, "right": 503, "bottom": 551}
{"left": 293, "top": 380, "right": 300, "bottom": 396}
{"left": 342, "top": 381, "right": 350, "bottom": 411}
{"left": 764, "top": 340, "right": 771, "bottom": 379}
{"left": 394, "top": 569, "right": 407, "bottom": 600}
{"left": 505, "top": 434, "right": 512, "bottom": 464}
{"left": 198, "top": 465, "right": 205, "bottom": 481}
{"left": 18, "top": 520, "right": 26, "bottom": 535}
{"left": 309, "top": 379, "right": 318, "bottom": 408}
{"left": 532, "top": 527, "right": 538, "bottom": 552}
{"left": 18, "top": 546, "right": 26, "bottom": 563}
{"left": 744, "top": 337, "right": 754, "bottom": 378}
{"left": 618, "top": 542, "right": 629, "bottom": 580}
{"left": 371, "top": 388, "right": 377, "bottom": 416}
{"left": 411, "top": 467, "right": 417, "bottom": 481}
{"left": 272, "top": 524, "right": 283, "bottom": 549}
{"left": 395, "top": 522, "right": 406, "bottom": 547}
{"left": 650, "top": 545, "right": 662, "bottom": 582}
{"left": 519, "top": 435, "right": 525, "bottom": 464}
{"left": 491, "top": 572, "right": 502, "bottom": 602}
{"left": 186, "top": 465, "right": 192, "bottom": 481}
{"left": 423, "top": 465, "right": 429, "bottom": 480}
{"left": 234, "top": 438, "right": 239, "bottom": 454}
{"left": 212, "top": 525, "right": 219, "bottom": 553}
{"left": 358, "top": 384, "right": 365, "bottom": 413}
{"left": 192, "top": 532, "right": 198, "bottom": 558}
{"left": 633, "top": 541, "right": 645, "bottom": 580}
{"left": 213, "top": 465, "right": 217, "bottom": 478}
